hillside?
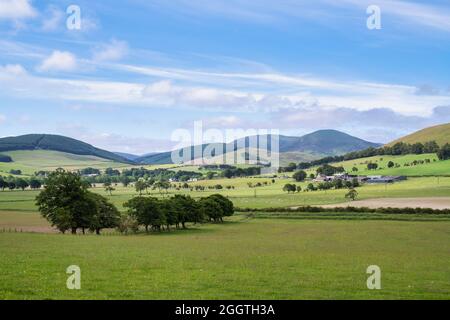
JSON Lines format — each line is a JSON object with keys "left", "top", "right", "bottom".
{"left": 281, "top": 130, "right": 381, "bottom": 153}
{"left": 0, "top": 134, "right": 133, "bottom": 164}
{"left": 388, "top": 123, "right": 450, "bottom": 146}
{"left": 330, "top": 153, "right": 450, "bottom": 177}
{"left": 136, "top": 130, "right": 380, "bottom": 165}
{"left": 0, "top": 150, "right": 130, "bottom": 176}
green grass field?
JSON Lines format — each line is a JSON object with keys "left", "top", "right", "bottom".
{"left": 267, "top": 154, "right": 449, "bottom": 180}
{"left": 0, "top": 218, "right": 448, "bottom": 299}
{"left": 330, "top": 153, "right": 450, "bottom": 177}
{"left": 0, "top": 176, "right": 449, "bottom": 211}
{"left": 302, "top": 153, "right": 447, "bottom": 177}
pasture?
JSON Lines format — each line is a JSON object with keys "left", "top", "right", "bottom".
{"left": 0, "top": 176, "right": 449, "bottom": 211}
{"left": 0, "top": 218, "right": 449, "bottom": 299}
{"left": 331, "top": 153, "right": 449, "bottom": 177}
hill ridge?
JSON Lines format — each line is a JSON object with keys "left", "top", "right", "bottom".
{"left": 388, "top": 123, "right": 450, "bottom": 147}
{"left": 0, "top": 134, "right": 133, "bottom": 164}
{"left": 136, "top": 129, "right": 381, "bottom": 165}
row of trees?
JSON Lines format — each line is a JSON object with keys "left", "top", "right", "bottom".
{"left": 79, "top": 167, "right": 203, "bottom": 184}
{"left": 0, "top": 176, "right": 42, "bottom": 191}
{"left": 283, "top": 178, "right": 360, "bottom": 193}
{"left": 123, "top": 193, "right": 234, "bottom": 232}
{"left": 221, "top": 167, "right": 261, "bottom": 178}
{"left": 80, "top": 165, "right": 264, "bottom": 185}
{"left": 36, "top": 170, "right": 234, "bottom": 234}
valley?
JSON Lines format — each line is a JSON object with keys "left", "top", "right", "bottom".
{"left": 0, "top": 124, "right": 449, "bottom": 300}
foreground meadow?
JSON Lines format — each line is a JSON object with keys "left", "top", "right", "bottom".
{"left": 0, "top": 218, "right": 448, "bottom": 299}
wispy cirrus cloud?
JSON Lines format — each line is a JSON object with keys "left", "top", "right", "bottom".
{"left": 335, "top": 0, "right": 450, "bottom": 33}
{"left": 139, "top": 0, "right": 450, "bottom": 33}
{"left": 1, "top": 61, "right": 450, "bottom": 117}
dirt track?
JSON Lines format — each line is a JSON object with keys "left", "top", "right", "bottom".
{"left": 321, "top": 197, "right": 450, "bottom": 210}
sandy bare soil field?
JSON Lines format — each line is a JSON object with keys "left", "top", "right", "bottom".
{"left": 322, "top": 197, "right": 450, "bottom": 210}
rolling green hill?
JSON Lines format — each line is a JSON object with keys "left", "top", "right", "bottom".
{"left": 388, "top": 123, "right": 450, "bottom": 146}
{"left": 0, "top": 134, "right": 133, "bottom": 164}
{"left": 0, "top": 150, "right": 130, "bottom": 176}
{"left": 136, "top": 130, "right": 380, "bottom": 164}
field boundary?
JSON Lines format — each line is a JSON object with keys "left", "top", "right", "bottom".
{"left": 237, "top": 205, "right": 450, "bottom": 215}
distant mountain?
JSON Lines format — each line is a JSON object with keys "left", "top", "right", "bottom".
{"left": 278, "top": 130, "right": 381, "bottom": 154}
{"left": 114, "top": 152, "right": 140, "bottom": 161}
{"left": 388, "top": 123, "right": 450, "bottom": 147}
{"left": 0, "top": 134, "right": 133, "bottom": 164}
{"left": 136, "top": 129, "right": 380, "bottom": 165}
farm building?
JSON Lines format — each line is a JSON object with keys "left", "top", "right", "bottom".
{"left": 314, "top": 173, "right": 358, "bottom": 182}
{"left": 366, "top": 175, "right": 407, "bottom": 184}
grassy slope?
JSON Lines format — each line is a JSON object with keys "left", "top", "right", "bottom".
{"left": 0, "top": 150, "right": 130, "bottom": 176}
{"left": 0, "top": 134, "right": 132, "bottom": 163}
{"left": 388, "top": 123, "right": 450, "bottom": 146}
{"left": 0, "top": 218, "right": 448, "bottom": 299}
{"left": 328, "top": 153, "right": 450, "bottom": 176}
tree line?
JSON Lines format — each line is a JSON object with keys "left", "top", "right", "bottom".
{"left": 36, "top": 170, "right": 234, "bottom": 235}
{"left": 0, "top": 175, "right": 42, "bottom": 191}
{"left": 283, "top": 178, "right": 360, "bottom": 193}
{"left": 80, "top": 167, "right": 202, "bottom": 184}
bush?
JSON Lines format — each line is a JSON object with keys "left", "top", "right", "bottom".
{"left": 0, "top": 154, "right": 12, "bottom": 163}
{"left": 292, "top": 170, "right": 307, "bottom": 182}
{"left": 437, "top": 143, "right": 450, "bottom": 160}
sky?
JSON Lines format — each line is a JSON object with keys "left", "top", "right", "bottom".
{"left": 0, "top": 0, "right": 449, "bottom": 154}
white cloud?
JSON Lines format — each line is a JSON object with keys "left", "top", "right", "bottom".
{"left": 200, "top": 115, "right": 246, "bottom": 129}
{"left": 0, "top": 64, "right": 27, "bottom": 76}
{"left": 56, "top": 124, "right": 177, "bottom": 153}
{"left": 41, "top": 6, "right": 64, "bottom": 31}
{"left": 37, "top": 51, "right": 77, "bottom": 72}
{"left": 85, "top": 133, "right": 177, "bottom": 154}
{"left": 142, "top": 80, "right": 261, "bottom": 111}
{"left": 0, "top": 0, "right": 36, "bottom": 20}
{"left": 1, "top": 52, "right": 450, "bottom": 119}
{"left": 92, "top": 39, "right": 128, "bottom": 62}
{"left": 1, "top": 65, "right": 450, "bottom": 118}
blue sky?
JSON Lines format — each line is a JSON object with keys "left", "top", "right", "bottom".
{"left": 0, "top": 0, "right": 450, "bottom": 154}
